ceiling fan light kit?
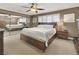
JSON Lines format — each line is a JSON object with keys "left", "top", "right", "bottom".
{"left": 22, "top": 3, "right": 45, "bottom": 13}
{"left": 30, "top": 8, "right": 37, "bottom": 12}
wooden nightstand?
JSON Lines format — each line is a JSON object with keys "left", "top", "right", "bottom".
{"left": 57, "top": 30, "right": 69, "bottom": 39}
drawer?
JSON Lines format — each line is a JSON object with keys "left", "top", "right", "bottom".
{"left": 0, "top": 32, "right": 3, "bottom": 38}
{"left": 0, "top": 38, "right": 3, "bottom": 50}
{"left": 0, "top": 43, "right": 3, "bottom": 53}
{"left": 0, "top": 37, "right": 3, "bottom": 39}
{"left": 57, "top": 33, "right": 68, "bottom": 36}
{"left": 0, "top": 31, "right": 4, "bottom": 55}
{"left": 57, "top": 31, "right": 68, "bottom": 34}
{"left": 57, "top": 35, "right": 68, "bottom": 39}
{"left": 0, "top": 52, "right": 3, "bottom": 55}
{"left": 57, "top": 31, "right": 68, "bottom": 33}
{"left": 0, "top": 36, "right": 3, "bottom": 40}
{"left": 0, "top": 35, "right": 3, "bottom": 37}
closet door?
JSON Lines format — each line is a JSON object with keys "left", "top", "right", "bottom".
{"left": 32, "top": 17, "right": 38, "bottom": 27}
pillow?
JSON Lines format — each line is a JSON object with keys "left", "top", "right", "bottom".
{"left": 37, "top": 25, "right": 53, "bottom": 29}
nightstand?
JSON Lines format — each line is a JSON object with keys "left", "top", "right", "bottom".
{"left": 57, "top": 30, "right": 69, "bottom": 39}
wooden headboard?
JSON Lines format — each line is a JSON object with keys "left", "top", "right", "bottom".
{"left": 38, "top": 22, "right": 57, "bottom": 28}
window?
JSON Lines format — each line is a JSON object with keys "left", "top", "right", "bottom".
{"left": 38, "top": 14, "right": 60, "bottom": 23}
{"left": 52, "top": 14, "right": 60, "bottom": 22}
{"left": 42, "top": 16, "right": 47, "bottom": 22}
{"left": 38, "top": 16, "right": 43, "bottom": 22}
{"left": 64, "top": 13, "right": 75, "bottom": 22}
{"left": 47, "top": 15, "right": 52, "bottom": 22}
{"left": 18, "top": 17, "right": 26, "bottom": 23}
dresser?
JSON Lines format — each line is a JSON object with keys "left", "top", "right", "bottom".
{"left": 57, "top": 30, "right": 69, "bottom": 39}
{"left": 73, "top": 37, "right": 79, "bottom": 54}
{"left": 0, "top": 29, "right": 4, "bottom": 55}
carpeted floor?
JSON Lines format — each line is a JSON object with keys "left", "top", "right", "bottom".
{"left": 4, "top": 32, "right": 77, "bottom": 55}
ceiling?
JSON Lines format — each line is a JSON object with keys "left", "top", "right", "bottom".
{"left": 0, "top": 3, "right": 79, "bottom": 15}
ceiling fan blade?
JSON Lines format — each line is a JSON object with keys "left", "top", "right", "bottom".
{"left": 26, "top": 10, "right": 30, "bottom": 12}
{"left": 31, "top": 3, "right": 38, "bottom": 6}
{"left": 37, "top": 8, "right": 45, "bottom": 10}
{"left": 21, "top": 6, "right": 29, "bottom": 8}
{"left": 31, "top": 3, "right": 35, "bottom": 5}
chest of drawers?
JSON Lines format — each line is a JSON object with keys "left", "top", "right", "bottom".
{"left": 0, "top": 29, "right": 4, "bottom": 55}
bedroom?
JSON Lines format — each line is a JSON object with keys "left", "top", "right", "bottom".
{"left": 0, "top": 3, "right": 79, "bottom": 55}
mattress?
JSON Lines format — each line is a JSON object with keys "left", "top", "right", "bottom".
{"left": 21, "top": 27, "right": 56, "bottom": 47}
{"left": 5, "top": 24, "right": 24, "bottom": 30}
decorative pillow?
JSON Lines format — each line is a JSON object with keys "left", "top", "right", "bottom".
{"left": 37, "top": 25, "right": 53, "bottom": 29}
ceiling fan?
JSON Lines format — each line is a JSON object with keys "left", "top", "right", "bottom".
{"left": 21, "top": 3, "right": 45, "bottom": 13}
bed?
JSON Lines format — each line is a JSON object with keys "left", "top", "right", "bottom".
{"left": 20, "top": 23, "right": 57, "bottom": 51}
{"left": 5, "top": 24, "right": 24, "bottom": 31}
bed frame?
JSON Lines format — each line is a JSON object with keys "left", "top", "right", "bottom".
{"left": 20, "top": 22, "right": 57, "bottom": 51}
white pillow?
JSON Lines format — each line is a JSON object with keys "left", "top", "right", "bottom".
{"left": 37, "top": 25, "right": 53, "bottom": 29}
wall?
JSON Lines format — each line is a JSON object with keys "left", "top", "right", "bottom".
{"left": 76, "top": 18, "right": 79, "bottom": 31}
{"left": 0, "top": 8, "right": 30, "bottom": 28}
{"left": 0, "top": 21, "right": 6, "bottom": 28}
{"left": 0, "top": 16, "right": 18, "bottom": 24}
{"left": 31, "top": 7, "right": 79, "bottom": 37}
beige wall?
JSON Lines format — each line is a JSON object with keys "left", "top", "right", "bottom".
{"left": 0, "top": 8, "right": 30, "bottom": 28}
{"left": 31, "top": 7, "right": 79, "bottom": 37}
{"left": 0, "top": 16, "right": 18, "bottom": 24}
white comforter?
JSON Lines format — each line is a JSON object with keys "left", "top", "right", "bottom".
{"left": 21, "top": 27, "right": 56, "bottom": 47}
{"left": 6, "top": 24, "right": 23, "bottom": 30}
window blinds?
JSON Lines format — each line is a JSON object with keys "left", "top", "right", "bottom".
{"left": 38, "top": 14, "right": 60, "bottom": 23}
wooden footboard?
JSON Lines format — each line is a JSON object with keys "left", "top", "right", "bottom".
{"left": 20, "top": 34, "right": 56, "bottom": 52}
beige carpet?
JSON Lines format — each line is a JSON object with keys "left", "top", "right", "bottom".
{"left": 4, "top": 33, "right": 77, "bottom": 55}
